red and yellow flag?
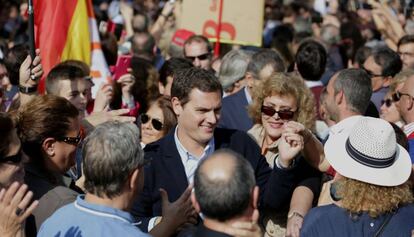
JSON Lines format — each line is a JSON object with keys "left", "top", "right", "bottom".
{"left": 34, "top": 0, "right": 110, "bottom": 94}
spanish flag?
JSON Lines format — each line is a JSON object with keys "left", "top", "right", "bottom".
{"left": 34, "top": 0, "right": 110, "bottom": 94}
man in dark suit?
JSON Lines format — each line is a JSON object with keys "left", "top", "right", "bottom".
{"left": 218, "top": 49, "right": 286, "bottom": 131}
{"left": 191, "top": 149, "right": 261, "bottom": 237}
{"left": 132, "top": 68, "right": 301, "bottom": 235}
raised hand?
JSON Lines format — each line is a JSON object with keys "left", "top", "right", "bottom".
{"left": 159, "top": 185, "right": 198, "bottom": 231}
{"left": 19, "top": 49, "right": 43, "bottom": 87}
{"left": 93, "top": 83, "right": 113, "bottom": 113}
{"left": 0, "top": 182, "right": 39, "bottom": 237}
{"left": 278, "top": 131, "right": 304, "bottom": 168}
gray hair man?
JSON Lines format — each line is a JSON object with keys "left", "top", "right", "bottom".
{"left": 38, "top": 121, "right": 150, "bottom": 237}
{"left": 219, "top": 49, "right": 254, "bottom": 97}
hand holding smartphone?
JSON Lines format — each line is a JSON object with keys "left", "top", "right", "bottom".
{"left": 113, "top": 55, "right": 132, "bottom": 81}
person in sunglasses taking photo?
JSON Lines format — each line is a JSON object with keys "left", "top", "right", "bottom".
{"left": 140, "top": 96, "right": 177, "bottom": 147}
{"left": 247, "top": 72, "right": 321, "bottom": 237}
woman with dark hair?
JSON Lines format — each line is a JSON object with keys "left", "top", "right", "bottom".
{"left": 0, "top": 112, "right": 38, "bottom": 237}
{"left": 17, "top": 95, "right": 82, "bottom": 234}
{"left": 140, "top": 95, "right": 177, "bottom": 146}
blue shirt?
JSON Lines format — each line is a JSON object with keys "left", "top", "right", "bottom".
{"left": 38, "top": 195, "right": 150, "bottom": 237}
{"left": 301, "top": 204, "right": 414, "bottom": 237}
{"left": 174, "top": 126, "right": 215, "bottom": 183}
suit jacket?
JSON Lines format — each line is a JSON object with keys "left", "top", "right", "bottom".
{"left": 131, "top": 127, "right": 298, "bottom": 232}
{"left": 218, "top": 89, "right": 253, "bottom": 131}
{"left": 192, "top": 224, "right": 232, "bottom": 237}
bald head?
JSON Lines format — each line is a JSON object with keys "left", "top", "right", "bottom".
{"left": 198, "top": 150, "right": 236, "bottom": 182}
{"left": 194, "top": 149, "right": 255, "bottom": 222}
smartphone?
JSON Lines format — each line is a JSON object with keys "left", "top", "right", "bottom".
{"left": 113, "top": 55, "right": 132, "bottom": 81}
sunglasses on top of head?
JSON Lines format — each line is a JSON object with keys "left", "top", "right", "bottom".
{"left": 0, "top": 149, "right": 23, "bottom": 164}
{"left": 185, "top": 53, "right": 210, "bottom": 62}
{"left": 141, "top": 114, "right": 164, "bottom": 131}
{"left": 261, "top": 105, "right": 295, "bottom": 120}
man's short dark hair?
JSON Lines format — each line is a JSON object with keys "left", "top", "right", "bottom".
{"left": 295, "top": 39, "right": 327, "bottom": 81}
{"left": 246, "top": 49, "right": 286, "bottom": 79}
{"left": 184, "top": 35, "right": 213, "bottom": 55}
{"left": 159, "top": 57, "right": 193, "bottom": 86}
{"left": 372, "top": 47, "right": 402, "bottom": 77}
{"left": 397, "top": 34, "right": 414, "bottom": 48}
{"left": 194, "top": 149, "right": 255, "bottom": 222}
{"left": 171, "top": 67, "right": 222, "bottom": 106}
{"left": 46, "top": 63, "right": 84, "bottom": 94}
{"left": 334, "top": 68, "right": 372, "bottom": 114}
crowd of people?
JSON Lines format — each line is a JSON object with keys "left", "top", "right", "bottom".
{"left": 1, "top": 0, "right": 414, "bottom": 236}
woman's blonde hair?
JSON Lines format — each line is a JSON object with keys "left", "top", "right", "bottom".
{"left": 337, "top": 177, "right": 413, "bottom": 218}
{"left": 390, "top": 69, "right": 414, "bottom": 92}
{"left": 248, "top": 72, "right": 316, "bottom": 131}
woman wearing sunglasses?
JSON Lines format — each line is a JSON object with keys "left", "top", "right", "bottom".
{"left": 248, "top": 73, "right": 321, "bottom": 237}
{"left": 380, "top": 70, "right": 413, "bottom": 127}
{"left": 17, "top": 95, "right": 82, "bottom": 235}
{"left": 0, "top": 112, "right": 39, "bottom": 237}
{"left": 140, "top": 96, "right": 177, "bottom": 146}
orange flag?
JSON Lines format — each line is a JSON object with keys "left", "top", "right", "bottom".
{"left": 34, "top": 0, "right": 110, "bottom": 94}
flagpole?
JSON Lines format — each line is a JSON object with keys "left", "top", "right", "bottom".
{"left": 28, "top": 0, "right": 36, "bottom": 61}
{"left": 214, "top": 0, "right": 223, "bottom": 57}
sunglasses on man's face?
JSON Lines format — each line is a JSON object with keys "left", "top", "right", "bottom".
{"left": 261, "top": 105, "right": 295, "bottom": 120}
{"left": 0, "top": 149, "right": 23, "bottom": 164}
{"left": 185, "top": 53, "right": 210, "bottom": 62}
{"left": 141, "top": 114, "right": 163, "bottom": 131}
{"left": 381, "top": 98, "right": 393, "bottom": 107}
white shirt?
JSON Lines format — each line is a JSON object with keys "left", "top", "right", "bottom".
{"left": 403, "top": 122, "right": 414, "bottom": 136}
{"left": 327, "top": 115, "right": 363, "bottom": 142}
{"left": 174, "top": 126, "right": 215, "bottom": 184}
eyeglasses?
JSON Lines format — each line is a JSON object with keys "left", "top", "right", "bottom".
{"left": 141, "top": 114, "right": 163, "bottom": 131}
{"left": 362, "top": 67, "right": 382, "bottom": 78}
{"left": 185, "top": 53, "right": 210, "bottom": 62}
{"left": 392, "top": 91, "right": 414, "bottom": 102}
{"left": 381, "top": 98, "right": 393, "bottom": 107}
{"left": 0, "top": 149, "right": 23, "bottom": 164}
{"left": 56, "top": 132, "right": 82, "bottom": 146}
{"left": 261, "top": 105, "right": 295, "bottom": 120}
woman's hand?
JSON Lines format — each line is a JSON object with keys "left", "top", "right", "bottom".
{"left": 117, "top": 73, "right": 135, "bottom": 102}
{"left": 93, "top": 83, "right": 113, "bottom": 113}
{"left": 0, "top": 182, "right": 39, "bottom": 237}
{"left": 278, "top": 132, "right": 304, "bottom": 167}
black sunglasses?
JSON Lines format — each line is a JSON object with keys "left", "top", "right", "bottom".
{"left": 141, "top": 114, "right": 163, "bottom": 131}
{"left": 381, "top": 98, "right": 393, "bottom": 107}
{"left": 185, "top": 53, "right": 210, "bottom": 62}
{"left": 393, "top": 91, "right": 414, "bottom": 102}
{"left": 56, "top": 132, "right": 82, "bottom": 146}
{"left": 261, "top": 105, "right": 295, "bottom": 120}
{"left": 362, "top": 67, "right": 382, "bottom": 78}
{"left": 0, "top": 149, "right": 23, "bottom": 164}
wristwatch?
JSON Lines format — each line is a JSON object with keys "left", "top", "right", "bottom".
{"left": 19, "top": 85, "right": 37, "bottom": 94}
{"left": 287, "top": 211, "right": 304, "bottom": 219}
